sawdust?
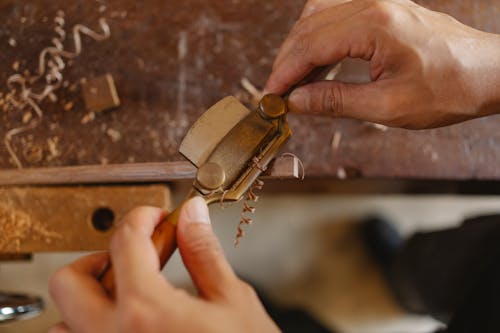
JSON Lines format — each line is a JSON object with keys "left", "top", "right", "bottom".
{"left": 0, "top": 202, "right": 61, "bottom": 251}
{"left": 11, "top": 60, "right": 21, "bottom": 71}
{"left": 81, "top": 111, "right": 95, "bottom": 124}
{"left": 106, "top": 128, "right": 121, "bottom": 142}
{"left": 62, "top": 100, "right": 74, "bottom": 111}
{"left": 46, "top": 136, "right": 60, "bottom": 160}
{"left": 22, "top": 143, "right": 44, "bottom": 163}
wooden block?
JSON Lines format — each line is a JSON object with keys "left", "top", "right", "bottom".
{"left": 81, "top": 74, "right": 120, "bottom": 113}
{"left": 0, "top": 185, "right": 171, "bottom": 253}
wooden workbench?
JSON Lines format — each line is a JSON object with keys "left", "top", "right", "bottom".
{"left": 1, "top": 0, "right": 499, "bottom": 180}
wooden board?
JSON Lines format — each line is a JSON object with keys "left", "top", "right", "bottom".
{"left": 0, "top": 0, "right": 499, "bottom": 180}
{"left": 0, "top": 185, "right": 171, "bottom": 253}
{"left": 0, "top": 155, "right": 301, "bottom": 186}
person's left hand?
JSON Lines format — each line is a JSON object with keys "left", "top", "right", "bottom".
{"left": 49, "top": 198, "right": 279, "bottom": 333}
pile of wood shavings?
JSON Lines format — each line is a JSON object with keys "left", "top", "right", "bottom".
{"left": 0, "top": 202, "right": 61, "bottom": 251}
{"left": 2, "top": 11, "right": 111, "bottom": 168}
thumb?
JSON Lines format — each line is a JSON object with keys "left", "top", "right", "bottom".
{"left": 177, "top": 197, "right": 238, "bottom": 300}
{"left": 288, "top": 80, "right": 386, "bottom": 123}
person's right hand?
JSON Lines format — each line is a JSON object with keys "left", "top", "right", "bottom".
{"left": 265, "top": 0, "right": 500, "bottom": 129}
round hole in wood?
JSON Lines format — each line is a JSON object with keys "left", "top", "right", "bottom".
{"left": 91, "top": 207, "right": 115, "bottom": 232}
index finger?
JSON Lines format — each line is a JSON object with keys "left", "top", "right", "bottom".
{"left": 266, "top": 1, "right": 372, "bottom": 94}
{"left": 109, "top": 206, "right": 171, "bottom": 295}
{"left": 49, "top": 253, "right": 113, "bottom": 331}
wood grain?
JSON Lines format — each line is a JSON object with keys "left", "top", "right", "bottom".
{"left": 0, "top": 1, "right": 498, "bottom": 179}
{"left": 0, "top": 185, "right": 171, "bottom": 253}
{"left": 0, "top": 155, "right": 300, "bottom": 186}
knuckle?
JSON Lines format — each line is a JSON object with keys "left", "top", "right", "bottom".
{"left": 365, "top": 0, "right": 395, "bottom": 26}
{"left": 291, "top": 17, "right": 311, "bottom": 37}
{"left": 238, "top": 281, "right": 257, "bottom": 298}
{"left": 230, "top": 280, "right": 260, "bottom": 303}
{"left": 301, "top": 0, "right": 320, "bottom": 17}
{"left": 110, "top": 225, "right": 128, "bottom": 252}
{"left": 291, "top": 32, "right": 312, "bottom": 58}
{"left": 322, "top": 85, "right": 344, "bottom": 116}
{"left": 48, "top": 267, "right": 72, "bottom": 299}
{"left": 304, "top": 0, "right": 321, "bottom": 9}
{"left": 378, "top": 95, "right": 407, "bottom": 126}
{"left": 121, "top": 206, "right": 153, "bottom": 228}
{"left": 120, "top": 300, "right": 152, "bottom": 333}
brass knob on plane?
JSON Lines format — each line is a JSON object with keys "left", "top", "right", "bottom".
{"left": 258, "top": 94, "right": 287, "bottom": 119}
{"left": 196, "top": 162, "right": 226, "bottom": 191}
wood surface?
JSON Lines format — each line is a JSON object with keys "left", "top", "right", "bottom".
{"left": 0, "top": 185, "right": 171, "bottom": 253}
{"left": 0, "top": 155, "right": 301, "bottom": 186}
{"left": 0, "top": 1, "right": 499, "bottom": 179}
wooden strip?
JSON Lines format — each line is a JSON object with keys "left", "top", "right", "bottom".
{"left": 0, "top": 155, "right": 300, "bottom": 186}
{"left": 0, "top": 253, "right": 32, "bottom": 261}
{"left": 0, "top": 185, "right": 171, "bottom": 253}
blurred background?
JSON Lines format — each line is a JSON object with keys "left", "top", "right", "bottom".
{"left": 3, "top": 181, "right": 500, "bottom": 332}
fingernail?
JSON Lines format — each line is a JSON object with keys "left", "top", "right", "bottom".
{"left": 183, "top": 197, "right": 210, "bottom": 224}
{"left": 288, "top": 89, "right": 307, "bottom": 113}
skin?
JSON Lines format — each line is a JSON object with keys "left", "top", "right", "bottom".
{"left": 50, "top": 1, "right": 500, "bottom": 331}
{"left": 49, "top": 198, "right": 279, "bottom": 333}
{"left": 266, "top": 0, "right": 500, "bottom": 129}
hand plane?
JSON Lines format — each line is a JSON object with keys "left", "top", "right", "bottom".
{"left": 100, "top": 94, "right": 291, "bottom": 295}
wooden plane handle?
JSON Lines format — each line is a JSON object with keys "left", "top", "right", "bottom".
{"left": 100, "top": 206, "right": 182, "bottom": 297}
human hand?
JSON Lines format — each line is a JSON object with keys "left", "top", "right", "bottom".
{"left": 265, "top": 0, "right": 500, "bottom": 129}
{"left": 49, "top": 198, "right": 279, "bottom": 333}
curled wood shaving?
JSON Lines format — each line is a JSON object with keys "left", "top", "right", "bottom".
{"left": 234, "top": 178, "right": 264, "bottom": 247}
{"left": 3, "top": 12, "right": 111, "bottom": 168}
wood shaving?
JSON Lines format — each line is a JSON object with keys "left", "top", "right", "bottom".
{"left": 234, "top": 178, "right": 264, "bottom": 247}
{"left": 337, "top": 166, "right": 347, "bottom": 179}
{"left": 325, "top": 63, "right": 342, "bottom": 80}
{"left": 106, "top": 128, "right": 122, "bottom": 142}
{"left": 11, "top": 60, "right": 21, "bottom": 72}
{"left": 110, "top": 10, "right": 127, "bottom": 19}
{"left": 81, "top": 112, "right": 95, "bottom": 124}
{"left": 331, "top": 131, "right": 342, "bottom": 150}
{"left": 22, "top": 111, "right": 32, "bottom": 123}
{"left": 240, "top": 77, "right": 264, "bottom": 107}
{"left": 3, "top": 13, "right": 111, "bottom": 168}
{"left": 47, "top": 136, "right": 60, "bottom": 159}
{"left": 366, "top": 122, "right": 388, "bottom": 131}
{"left": 63, "top": 100, "right": 74, "bottom": 111}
